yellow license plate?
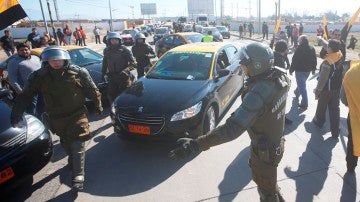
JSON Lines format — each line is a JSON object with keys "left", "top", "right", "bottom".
{"left": 128, "top": 124, "right": 151, "bottom": 135}
{"left": 0, "top": 167, "right": 15, "bottom": 184}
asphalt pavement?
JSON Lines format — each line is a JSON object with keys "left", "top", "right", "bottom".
{"left": 1, "top": 36, "right": 359, "bottom": 202}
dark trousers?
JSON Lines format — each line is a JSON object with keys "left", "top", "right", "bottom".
{"left": 346, "top": 115, "right": 358, "bottom": 170}
{"left": 95, "top": 35, "right": 101, "bottom": 44}
{"left": 82, "top": 38, "right": 87, "bottom": 46}
{"left": 314, "top": 89, "right": 340, "bottom": 136}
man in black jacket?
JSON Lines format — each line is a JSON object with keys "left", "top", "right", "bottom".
{"left": 290, "top": 35, "right": 317, "bottom": 109}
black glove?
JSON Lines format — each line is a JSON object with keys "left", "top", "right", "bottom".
{"left": 168, "top": 138, "right": 200, "bottom": 160}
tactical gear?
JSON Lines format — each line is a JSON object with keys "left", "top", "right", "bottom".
{"left": 184, "top": 67, "right": 290, "bottom": 201}
{"left": 106, "top": 32, "right": 121, "bottom": 41}
{"left": 72, "top": 175, "right": 84, "bottom": 191}
{"left": 41, "top": 46, "right": 71, "bottom": 61}
{"left": 239, "top": 42, "right": 274, "bottom": 77}
{"left": 135, "top": 32, "right": 146, "bottom": 40}
{"left": 132, "top": 42, "right": 155, "bottom": 77}
{"left": 169, "top": 138, "right": 200, "bottom": 159}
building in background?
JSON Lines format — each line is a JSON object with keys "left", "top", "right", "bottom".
{"left": 187, "top": 0, "right": 214, "bottom": 21}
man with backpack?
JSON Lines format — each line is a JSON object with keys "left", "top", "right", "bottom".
{"left": 313, "top": 39, "right": 343, "bottom": 138}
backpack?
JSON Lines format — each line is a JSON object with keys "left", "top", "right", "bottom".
{"left": 327, "top": 61, "right": 343, "bottom": 90}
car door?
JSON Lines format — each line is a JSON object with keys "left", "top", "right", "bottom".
{"left": 213, "top": 48, "right": 235, "bottom": 112}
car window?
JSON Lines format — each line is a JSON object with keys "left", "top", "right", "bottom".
{"left": 216, "top": 50, "right": 230, "bottom": 71}
{"left": 184, "top": 34, "right": 203, "bottom": 43}
{"left": 155, "top": 28, "right": 168, "bottom": 34}
{"left": 69, "top": 48, "right": 103, "bottom": 66}
{"left": 163, "top": 36, "right": 174, "bottom": 45}
{"left": 225, "top": 46, "right": 238, "bottom": 61}
{"left": 173, "top": 36, "right": 185, "bottom": 46}
{"left": 147, "top": 52, "right": 213, "bottom": 80}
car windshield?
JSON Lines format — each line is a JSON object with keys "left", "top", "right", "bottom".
{"left": 216, "top": 26, "right": 228, "bottom": 32}
{"left": 184, "top": 34, "right": 203, "bottom": 42}
{"left": 68, "top": 48, "right": 103, "bottom": 66}
{"left": 147, "top": 52, "right": 213, "bottom": 80}
{"left": 122, "top": 30, "right": 131, "bottom": 34}
{"left": 155, "top": 28, "right": 168, "bottom": 34}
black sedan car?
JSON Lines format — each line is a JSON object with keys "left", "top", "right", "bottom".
{"left": 110, "top": 43, "right": 244, "bottom": 142}
{"left": 0, "top": 88, "right": 53, "bottom": 192}
{"left": 216, "top": 26, "right": 231, "bottom": 39}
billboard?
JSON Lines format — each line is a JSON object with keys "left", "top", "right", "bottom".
{"left": 140, "top": 3, "right": 157, "bottom": 15}
{"left": 187, "top": 0, "right": 214, "bottom": 17}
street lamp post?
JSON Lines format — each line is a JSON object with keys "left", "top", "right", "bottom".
{"left": 39, "top": 0, "right": 49, "bottom": 33}
{"left": 109, "top": 0, "right": 113, "bottom": 31}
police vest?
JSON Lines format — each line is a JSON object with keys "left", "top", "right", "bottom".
{"left": 202, "top": 35, "right": 214, "bottom": 42}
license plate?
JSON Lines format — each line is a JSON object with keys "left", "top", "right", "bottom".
{"left": 128, "top": 124, "right": 150, "bottom": 135}
{"left": 0, "top": 167, "right": 15, "bottom": 184}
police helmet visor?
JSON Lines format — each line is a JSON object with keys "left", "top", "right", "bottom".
{"left": 238, "top": 47, "right": 251, "bottom": 66}
{"left": 41, "top": 48, "right": 71, "bottom": 61}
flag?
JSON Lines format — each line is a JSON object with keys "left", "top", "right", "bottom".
{"left": 340, "top": 6, "right": 360, "bottom": 43}
{"left": 274, "top": 16, "right": 282, "bottom": 35}
{"left": 0, "top": 0, "right": 27, "bottom": 30}
{"left": 323, "top": 16, "right": 329, "bottom": 41}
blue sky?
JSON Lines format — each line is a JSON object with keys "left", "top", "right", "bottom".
{"left": 19, "top": 0, "right": 359, "bottom": 21}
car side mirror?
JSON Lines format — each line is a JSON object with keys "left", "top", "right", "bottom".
{"left": 216, "top": 69, "right": 230, "bottom": 78}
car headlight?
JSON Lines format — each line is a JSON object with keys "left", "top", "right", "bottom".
{"left": 111, "top": 102, "right": 116, "bottom": 114}
{"left": 25, "top": 114, "right": 45, "bottom": 143}
{"left": 170, "top": 101, "right": 202, "bottom": 122}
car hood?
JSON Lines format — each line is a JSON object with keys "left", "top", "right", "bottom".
{"left": 0, "top": 101, "right": 26, "bottom": 144}
{"left": 114, "top": 78, "right": 210, "bottom": 114}
{"left": 82, "top": 62, "right": 102, "bottom": 86}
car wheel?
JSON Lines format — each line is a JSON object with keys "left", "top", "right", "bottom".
{"left": 202, "top": 105, "right": 217, "bottom": 134}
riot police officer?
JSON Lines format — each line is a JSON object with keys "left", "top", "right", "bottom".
{"left": 131, "top": 33, "right": 156, "bottom": 78}
{"left": 102, "top": 32, "right": 137, "bottom": 103}
{"left": 11, "top": 46, "right": 103, "bottom": 191}
{"left": 169, "top": 42, "right": 290, "bottom": 202}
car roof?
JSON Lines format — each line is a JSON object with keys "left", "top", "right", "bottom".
{"left": 31, "top": 45, "right": 84, "bottom": 56}
{"left": 175, "top": 32, "right": 202, "bottom": 36}
{"left": 169, "top": 42, "right": 230, "bottom": 53}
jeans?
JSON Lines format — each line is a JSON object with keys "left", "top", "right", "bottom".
{"left": 294, "top": 71, "right": 310, "bottom": 106}
{"left": 66, "top": 36, "right": 71, "bottom": 45}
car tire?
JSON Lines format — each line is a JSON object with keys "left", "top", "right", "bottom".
{"left": 202, "top": 105, "right": 217, "bottom": 134}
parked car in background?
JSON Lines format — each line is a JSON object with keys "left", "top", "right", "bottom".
{"left": 0, "top": 46, "right": 108, "bottom": 104}
{"left": 194, "top": 25, "right": 203, "bottom": 33}
{"left": 140, "top": 26, "right": 150, "bottom": 37}
{"left": 110, "top": 42, "right": 244, "bottom": 142}
{"left": 0, "top": 88, "right": 53, "bottom": 193}
{"left": 202, "top": 27, "right": 223, "bottom": 42}
{"left": 153, "top": 27, "right": 170, "bottom": 43}
{"left": 120, "top": 29, "right": 134, "bottom": 46}
{"left": 216, "top": 26, "right": 231, "bottom": 39}
{"left": 183, "top": 24, "right": 193, "bottom": 32}
{"left": 155, "top": 32, "right": 204, "bottom": 57}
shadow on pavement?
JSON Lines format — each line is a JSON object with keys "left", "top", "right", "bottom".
{"left": 217, "top": 147, "right": 253, "bottom": 202}
{"left": 284, "top": 121, "right": 338, "bottom": 201}
{"left": 74, "top": 133, "right": 191, "bottom": 197}
{"left": 340, "top": 172, "right": 357, "bottom": 202}
{"left": 284, "top": 97, "right": 306, "bottom": 135}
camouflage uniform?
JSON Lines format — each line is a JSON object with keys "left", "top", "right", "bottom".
{"left": 11, "top": 59, "right": 102, "bottom": 190}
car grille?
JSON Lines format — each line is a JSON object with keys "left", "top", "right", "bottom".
{"left": 117, "top": 112, "right": 165, "bottom": 135}
{"left": 0, "top": 132, "right": 26, "bottom": 160}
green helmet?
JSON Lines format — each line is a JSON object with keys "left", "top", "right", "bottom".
{"left": 239, "top": 42, "right": 274, "bottom": 76}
